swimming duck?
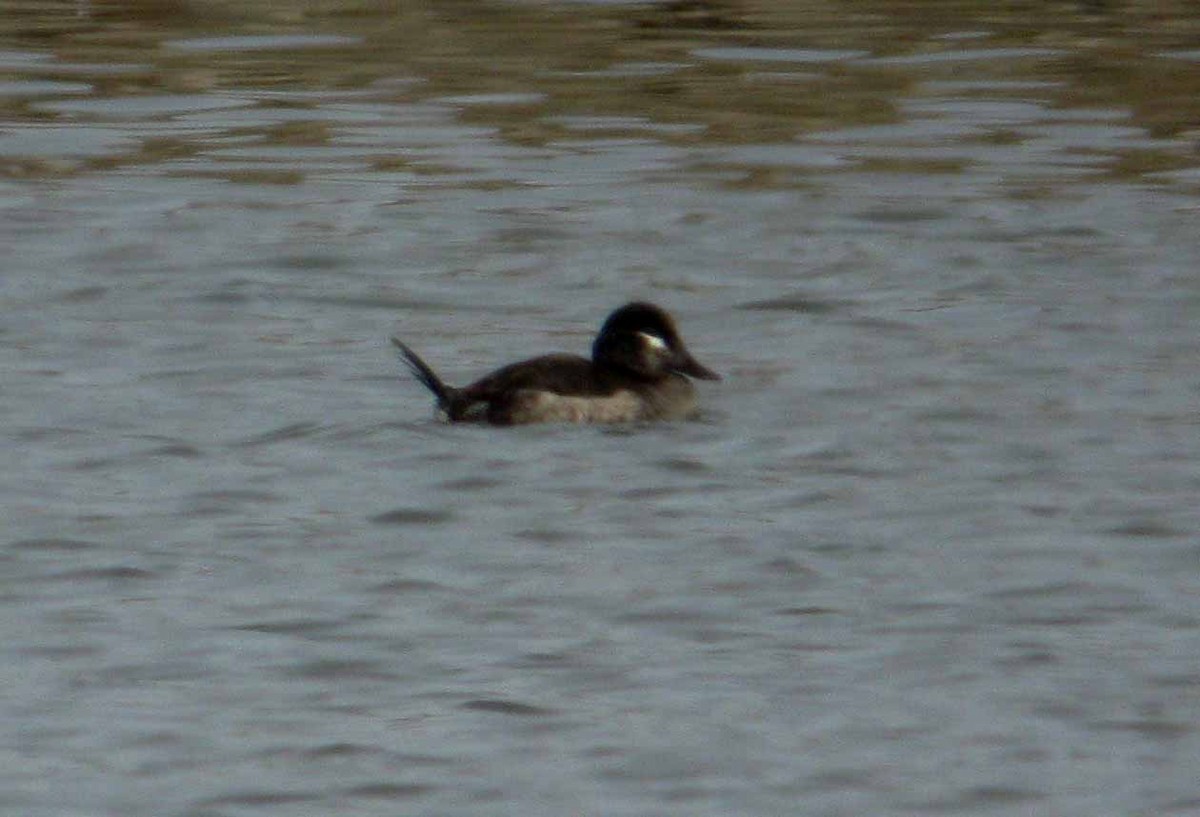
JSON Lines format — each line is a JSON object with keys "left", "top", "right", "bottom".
{"left": 391, "top": 302, "right": 720, "bottom": 425}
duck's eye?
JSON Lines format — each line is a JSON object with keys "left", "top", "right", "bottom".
{"left": 636, "top": 331, "right": 669, "bottom": 352}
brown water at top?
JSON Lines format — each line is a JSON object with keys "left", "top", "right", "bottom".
{"left": 3, "top": 0, "right": 1200, "bottom": 183}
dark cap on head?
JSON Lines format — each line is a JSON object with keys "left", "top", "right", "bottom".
{"left": 593, "top": 302, "right": 720, "bottom": 382}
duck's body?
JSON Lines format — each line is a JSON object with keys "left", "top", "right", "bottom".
{"left": 392, "top": 302, "right": 719, "bottom": 425}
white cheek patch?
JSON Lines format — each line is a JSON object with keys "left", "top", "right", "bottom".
{"left": 637, "top": 331, "right": 669, "bottom": 353}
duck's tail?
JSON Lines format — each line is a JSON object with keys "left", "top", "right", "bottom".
{"left": 391, "top": 337, "right": 455, "bottom": 411}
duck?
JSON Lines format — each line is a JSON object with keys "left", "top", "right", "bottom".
{"left": 391, "top": 302, "right": 720, "bottom": 425}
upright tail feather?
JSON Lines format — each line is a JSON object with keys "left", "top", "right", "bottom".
{"left": 391, "top": 337, "right": 454, "bottom": 409}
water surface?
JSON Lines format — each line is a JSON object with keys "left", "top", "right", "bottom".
{"left": 3, "top": 1, "right": 1200, "bottom": 815}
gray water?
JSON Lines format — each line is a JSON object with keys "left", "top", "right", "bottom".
{"left": 3, "top": 1, "right": 1200, "bottom": 815}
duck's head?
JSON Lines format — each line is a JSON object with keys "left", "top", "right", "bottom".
{"left": 592, "top": 302, "right": 721, "bottom": 382}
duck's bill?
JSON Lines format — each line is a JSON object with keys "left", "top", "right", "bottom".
{"left": 673, "top": 352, "right": 721, "bottom": 381}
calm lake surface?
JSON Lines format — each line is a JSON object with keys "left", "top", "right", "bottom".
{"left": 3, "top": 1, "right": 1200, "bottom": 814}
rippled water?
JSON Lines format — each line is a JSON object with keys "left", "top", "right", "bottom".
{"left": 4, "top": 1, "right": 1200, "bottom": 815}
